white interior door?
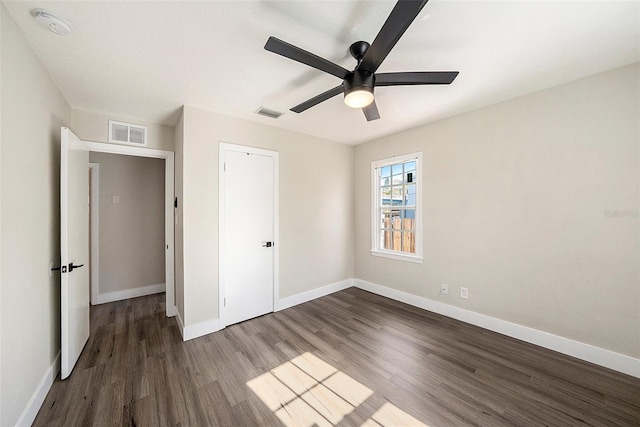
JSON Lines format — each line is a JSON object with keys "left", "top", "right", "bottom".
{"left": 222, "top": 146, "right": 277, "bottom": 326}
{"left": 60, "top": 127, "right": 90, "bottom": 379}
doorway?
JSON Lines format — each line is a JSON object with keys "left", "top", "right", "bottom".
{"left": 84, "top": 140, "right": 176, "bottom": 317}
{"left": 89, "top": 153, "right": 167, "bottom": 306}
{"left": 219, "top": 143, "right": 279, "bottom": 327}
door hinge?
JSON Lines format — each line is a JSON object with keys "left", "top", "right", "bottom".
{"left": 224, "top": 297, "right": 226, "bottom": 307}
{"left": 223, "top": 162, "right": 226, "bottom": 172}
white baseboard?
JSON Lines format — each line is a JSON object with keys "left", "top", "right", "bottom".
{"left": 276, "top": 278, "right": 354, "bottom": 311}
{"left": 182, "top": 317, "right": 221, "bottom": 341}
{"left": 97, "top": 283, "right": 165, "bottom": 304}
{"left": 178, "top": 279, "right": 353, "bottom": 341}
{"left": 166, "top": 304, "right": 178, "bottom": 317}
{"left": 16, "top": 351, "right": 60, "bottom": 427}
{"left": 175, "top": 310, "right": 185, "bottom": 340}
{"left": 354, "top": 279, "right": 640, "bottom": 379}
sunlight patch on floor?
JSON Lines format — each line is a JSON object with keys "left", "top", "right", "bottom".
{"left": 362, "top": 402, "right": 430, "bottom": 427}
{"left": 247, "top": 352, "right": 428, "bottom": 426}
{"left": 290, "top": 351, "right": 338, "bottom": 382}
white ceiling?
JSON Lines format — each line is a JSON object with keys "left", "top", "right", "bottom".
{"left": 4, "top": 0, "right": 639, "bottom": 145}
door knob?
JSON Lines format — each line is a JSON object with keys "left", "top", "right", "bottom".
{"left": 262, "top": 241, "right": 273, "bottom": 248}
{"left": 69, "top": 263, "right": 84, "bottom": 272}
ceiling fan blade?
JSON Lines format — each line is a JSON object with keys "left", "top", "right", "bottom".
{"left": 376, "top": 71, "right": 459, "bottom": 86}
{"left": 362, "top": 101, "right": 380, "bottom": 121}
{"left": 357, "top": 0, "right": 429, "bottom": 73}
{"left": 291, "top": 85, "right": 344, "bottom": 113}
{"left": 265, "top": 37, "right": 350, "bottom": 79}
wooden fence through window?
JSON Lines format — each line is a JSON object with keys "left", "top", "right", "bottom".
{"left": 383, "top": 217, "right": 415, "bottom": 253}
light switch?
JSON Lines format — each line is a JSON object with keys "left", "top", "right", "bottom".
{"left": 112, "top": 195, "right": 120, "bottom": 204}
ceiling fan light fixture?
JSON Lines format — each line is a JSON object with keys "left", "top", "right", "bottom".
{"left": 344, "top": 88, "right": 374, "bottom": 109}
{"left": 343, "top": 70, "right": 375, "bottom": 109}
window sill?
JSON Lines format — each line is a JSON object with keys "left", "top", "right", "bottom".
{"left": 369, "top": 250, "right": 423, "bottom": 264}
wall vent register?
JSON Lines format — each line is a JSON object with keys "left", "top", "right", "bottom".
{"left": 108, "top": 120, "right": 148, "bottom": 146}
{"left": 255, "top": 107, "right": 283, "bottom": 119}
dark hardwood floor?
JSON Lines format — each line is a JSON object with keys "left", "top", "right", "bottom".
{"left": 34, "top": 288, "right": 640, "bottom": 426}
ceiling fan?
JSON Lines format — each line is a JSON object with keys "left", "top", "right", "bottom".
{"left": 264, "top": 0, "right": 459, "bottom": 121}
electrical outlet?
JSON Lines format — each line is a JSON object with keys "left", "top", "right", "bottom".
{"left": 441, "top": 284, "right": 448, "bottom": 295}
{"left": 460, "top": 287, "right": 469, "bottom": 299}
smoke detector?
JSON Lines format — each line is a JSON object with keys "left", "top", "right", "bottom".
{"left": 32, "top": 9, "right": 72, "bottom": 36}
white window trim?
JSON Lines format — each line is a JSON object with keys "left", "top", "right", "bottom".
{"left": 370, "top": 152, "right": 423, "bottom": 264}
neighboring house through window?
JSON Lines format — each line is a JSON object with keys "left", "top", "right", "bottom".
{"left": 371, "top": 152, "right": 423, "bottom": 263}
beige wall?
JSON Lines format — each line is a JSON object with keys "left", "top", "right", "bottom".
{"left": 89, "top": 152, "right": 165, "bottom": 296}
{"left": 181, "top": 106, "right": 354, "bottom": 326}
{"left": 174, "top": 108, "right": 185, "bottom": 320}
{"left": 0, "top": 4, "right": 72, "bottom": 425}
{"left": 72, "top": 109, "right": 175, "bottom": 151}
{"left": 355, "top": 63, "right": 640, "bottom": 358}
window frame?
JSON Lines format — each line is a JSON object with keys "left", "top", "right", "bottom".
{"left": 370, "top": 152, "right": 423, "bottom": 264}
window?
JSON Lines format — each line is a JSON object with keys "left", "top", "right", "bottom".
{"left": 371, "top": 152, "right": 422, "bottom": 263}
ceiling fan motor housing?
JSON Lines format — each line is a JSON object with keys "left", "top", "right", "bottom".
{"left": 344, "top": 70, "right": 375, "bottom": 95}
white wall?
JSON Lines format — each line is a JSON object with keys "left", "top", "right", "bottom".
{"left": 72, "top": 109, "right": 175, "bottom": 151}
{"left": 354, "top": 63, "right": 640, "bottom": 358}
{"left": 89, "top": 152, "right": 165, "bottom": 299}
{"left": 181, "top": 106, "right": 354, "bottom": 326}
{"left": 0, "top": 3, "right": 72, "bottom": 425}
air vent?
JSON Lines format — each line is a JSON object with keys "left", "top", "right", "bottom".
{"left": 255, "top": 107, "right": 283, "bottom": 119}
{"left": 108, "top": 120, "right": 148, "bottom": 146}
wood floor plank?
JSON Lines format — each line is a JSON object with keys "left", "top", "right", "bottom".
{"left": 33, "top": 290, "right": 640, "bottom": 426}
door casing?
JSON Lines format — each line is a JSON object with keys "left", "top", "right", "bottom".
{"left": 88, "top": 162, "right": 100, "bottom": 305}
